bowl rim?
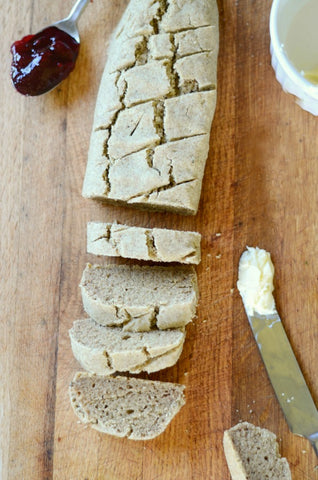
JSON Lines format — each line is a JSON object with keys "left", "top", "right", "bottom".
{"left": 269, "top": 0, "right": 318, "bottom": 98}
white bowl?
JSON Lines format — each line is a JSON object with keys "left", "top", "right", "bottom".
{"left": 270, "top": 0, "right": 318, "bottom": 115}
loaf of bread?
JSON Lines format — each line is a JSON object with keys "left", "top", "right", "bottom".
{"left": 69, "top": 372, "right": 185, "bottom": 440}
{"left": 82, "top": 0, "right": 219, "bottom": 215}
{"left": 80, "top": 263, "right": 198, "bottom": 331}
{"left": 223, "top": 422, "right": 292, "bottom": 480}
{"left": 87, "top": 221, "right": 201, "bottom": 264}
{"left": 69, "top": 318, "right": 185, "bottom": 374}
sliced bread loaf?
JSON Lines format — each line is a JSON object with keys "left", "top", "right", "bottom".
{"left": 223, "top": 422, "right": 292, "bottom": 480}
{"left": 87, "top": 221, "right": 201, "bottom": 264}
{"left": 69, "top": 318, "right": 185, "bottom": 374}
{"left": 80, "top": 263, "right": 198, "bottom": 331}
{"left": 82, "top": 0, "right": 219, "bottom": 215}
{"left": 69, "top": 372, "right": 185, "bottom": 440}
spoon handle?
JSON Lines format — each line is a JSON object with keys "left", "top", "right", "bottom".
{"left": 67, "top": 0, "right": 90, "bottom": 24}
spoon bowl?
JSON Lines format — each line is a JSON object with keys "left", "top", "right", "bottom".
{"left": 10, "top": 0, "right": 90, "bottom": 96}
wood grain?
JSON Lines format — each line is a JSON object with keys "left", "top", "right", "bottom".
{"left": 1, "top": 0, "right": 318, "bottom": 478}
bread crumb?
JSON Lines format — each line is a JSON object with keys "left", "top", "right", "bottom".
{"left": 215, "top": 254, "right": 221, "bottom": 259}
{"left": 207, "top": 253, "right": 211, "bottom": 257}
{"left": 215, "top": 233, "right": 221, "bottom": 237}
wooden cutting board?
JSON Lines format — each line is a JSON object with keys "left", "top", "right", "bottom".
{"left": 1, "top": 1, "right": 318, "bottom": 478}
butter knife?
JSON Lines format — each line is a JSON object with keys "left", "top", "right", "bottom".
{"left": 244, "top": 308, "right": 318, "bottom": 457}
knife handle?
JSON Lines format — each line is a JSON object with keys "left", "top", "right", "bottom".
{"left": 309, "top": 435, "right": 318, "bottom": 458}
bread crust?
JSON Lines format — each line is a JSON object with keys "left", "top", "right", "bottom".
{"left": 82, "top": 0, "right": 219, "bottom": 215}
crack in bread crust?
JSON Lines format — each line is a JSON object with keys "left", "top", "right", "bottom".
{"left": 145, "top": 230, "right": 157, "bottom": 259}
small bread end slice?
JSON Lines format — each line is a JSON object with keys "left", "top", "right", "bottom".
{"left": 69, "top": 372, "right": 185, "bottom": 440}
{"left": 223, "top": 422, "right": 292, "bottom": 480}
{"left": 87, "top": 221, "right": 201, "bottom": 265}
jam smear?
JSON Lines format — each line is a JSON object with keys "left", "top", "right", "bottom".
{"left": 10, "top": 26, "right": 80, "bottom": 96}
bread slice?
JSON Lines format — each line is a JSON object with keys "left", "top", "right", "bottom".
{"left": 82, "top": 0, "right": 219, "bottom": 215}
{"left": 69, "top": 318, "right": 185, "bottom": 374}
{"left": 80, "top": 263, "right": 198, "bottom": 331}
{"left": 69, "top": 372, "right": 185, "bottom": 440}
{"left": 223, "top": 422, "right": 292, "bottom": 480}
{"left": 87, "top": 221, "right": 201, "bottom": 264}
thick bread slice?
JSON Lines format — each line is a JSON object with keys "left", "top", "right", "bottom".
{"left": 69, "top": 372, "right": 185, "bottom": 440}
{"left": 80, "top": 263, "right": 198, "bottom": 331}
{"left": 82, "top": 0, "right": 219, "bottom": 215}
{"left": 223, "top": 422, "right": 292, "bottom": 480}
{"left": 69, "top": 318, "right": 186, "bottom": 374}
{"left": 87, "top": 221, "right": 201, "bottom": 264}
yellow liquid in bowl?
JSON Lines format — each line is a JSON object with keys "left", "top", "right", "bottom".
{"left": 284, "top": 0, "right": 318, "bottom": 86}
{"left": 304, "top": 68, "right": 318, "bottom": 85}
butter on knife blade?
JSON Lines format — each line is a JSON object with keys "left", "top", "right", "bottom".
{"left": 237, "top": 246, "right": 318, "bottom": 457}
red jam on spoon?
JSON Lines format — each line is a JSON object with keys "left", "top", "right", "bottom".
{"left": 10, "top": 26, "right": 80, "bottom": 96}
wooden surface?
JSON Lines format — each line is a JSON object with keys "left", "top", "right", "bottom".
{"left": 1, "top": 0, "right": 318, "bottom": 478}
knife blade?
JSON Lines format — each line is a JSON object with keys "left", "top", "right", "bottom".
{"left": 244, "top": 307, "right": 318, "bottom": 457}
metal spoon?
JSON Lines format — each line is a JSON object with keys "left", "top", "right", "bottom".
{"left": 53, "top": 0, "right": 90, "bottom": 43}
